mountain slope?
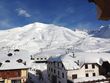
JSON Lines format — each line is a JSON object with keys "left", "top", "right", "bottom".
{"left": 0, "top": 22, "right": 110, "bottom": 54}
{"left": 0, "top": 22, "right": 87, "bottom": 53}
{"left": 92, "top": 25, "right": 110, "bottom": 38}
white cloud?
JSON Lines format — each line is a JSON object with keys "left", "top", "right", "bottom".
{"left": 16, "top": 8, "right": 31, "bottom": 17}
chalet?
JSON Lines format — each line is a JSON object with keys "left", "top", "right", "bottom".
{"left": 47, "top": 52, "right": 110, "bottom": 83}
{"left": 0, "top": 49, "right": 30, "bottom": 83}
{"left": 0, "top": 61, "right": 28, "bottom": 83}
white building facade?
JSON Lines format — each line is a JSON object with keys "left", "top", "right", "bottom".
{"left": 47, "top": 52, "right": 110, "bottom": 83}
{"left": 67, "top": 63, "right": 99, "bottom": 81}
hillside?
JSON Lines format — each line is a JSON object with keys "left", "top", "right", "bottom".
{"left": 93, "top": 25, "right": 110, "bottom": 38}
{"left": 0, "top": 22, "right": 87, "bottom": 54}
{"left": 0, "top": 22, "right": 110, "bottom": 54}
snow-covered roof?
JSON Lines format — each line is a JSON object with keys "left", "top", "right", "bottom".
{"left": 73, "top": 75, "right": 106, "bottom": 83}
{"left": 0, "top": 61, "right": 28, "bottom": 70}
{"left": 33, "top": 49, "right": 66, "bottom": 58}
{"left": 0, "top": 49, "right": 30, "bottom": 62}
{"left": 48, "top": 52, "right": 110, "bottom": 70}
{"left": 0, "top": 49, "right": 30, "bottom": 70}
{"left": 30, "top": 63, "right": 47, "bottom": 71}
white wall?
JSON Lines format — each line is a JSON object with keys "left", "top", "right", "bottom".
{"left": 67, "top": 64, "right": 99, "bottom": 81}
{"left": 48, "top": 61, "right": 100, "bottom": 83}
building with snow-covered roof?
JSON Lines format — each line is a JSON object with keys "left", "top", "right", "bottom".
{"left": 0, "top": 49, "right": 29, "bottom": 83}
{"left": 0, "top": 60, "right": 28, "bottom": 83}
{"left": 29, "top": 49, "right": 66, "bottom": 83}
{"left": 32, "top": 49, "right": 65, "bottom": 63}
{"left": 47, "top": 52, "right": 110, "bottom": 83}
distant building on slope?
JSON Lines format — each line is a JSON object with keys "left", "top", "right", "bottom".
{"left": 0, "top": 61, "right": 28, "bottom": 83}
{"left": 47, "top": 52, "right": 110, "bottom": 83}
{"left": 31, "top": 49, "right": 65, "bottom": 63}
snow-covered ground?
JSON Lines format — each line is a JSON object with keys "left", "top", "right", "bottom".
{"left": 0, "top": 22, "right": 110, "bottom": 83}
{"left": 28, "top": 63, "right": 49, "bottom": 83}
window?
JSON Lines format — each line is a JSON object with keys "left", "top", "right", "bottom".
{"left": 54, "top": 62, "right": 55, "bottom": 66}
{"left": 54, "top": 69, "right": 56, "bottom": 73}
{"left": 16, "top": 59, "right": 23, "bottom": 63}
{"left": 11, "top": 80, "right": 21, "bottom": 83}
{"left": 93, "top": 73, "right": 96, "bottom": 76}
{"left": 14, "top": 49, "right": 20, "bottom": 52}
{"left": 58, "top": 71, "right": 60, "bottom": 75}
{"left": 62, "top": 63, "right": 63, "bottom": 68}
{"left": 0, "top": 81, "right": 4, "bottom": 83}
{"left": 37, "top": 58, "right": 39, "bottom": 60}
{"left": 58, "top": 63, "right": 59, "bottom": 67}
{"left": 16, "top": 71, "right": 21, "bottom": 76}
{"left": 5, "top": 60, "right": 10, "bottom": 63}
{"left": 41, "top": 58, "right": 43, "bottom": 60}
{"left": 51, "top": 68, "right": 53, "bottom": 72}
{"left": 85, "top": 64, "right": 88, "bottom": 69}
{"left": 59, "top": 81, "right": 61, "bottom": 83}
{"left": 49, "top": 67, "right": 50, "bottom": 71}
{"left": 86, "top": 73, "right": 89, "bottom": 77}
{"left": 7, "top": 53, "right": 13, "bottom": 56}
{"left": 72, "top": 74, "right": 77, "bottom": 79}
{"left": 92, "top": 64, "right": 95, "bottom": 69}
{"left": 62, "top": 72, "right": 64, "bottom": 78}
{"left": 48, "top": 74, "right": 50, "bottom": 77}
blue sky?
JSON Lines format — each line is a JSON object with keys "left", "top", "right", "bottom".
{"left": 0, "top": 0, "right": 110, "bottom": 30}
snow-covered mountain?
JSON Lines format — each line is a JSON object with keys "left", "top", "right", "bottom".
{"left": 0, "top": 22, "right": 110, "bottom": 54}
{"left": 0, "top": 22, "right": 109, "bottom": 83}
{"left": 0, "top": 22, "right": 87, "bottom": 54}
{"left": 92, "top": 25, "right": 110, "bottom": 38}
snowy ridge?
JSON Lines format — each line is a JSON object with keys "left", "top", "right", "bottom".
{"left": 0, "top": 22, "right": 87, "bottom": 54}
{"left": 0, "top": 22, "right": 110, "bottom": 54}
{"left": 93, "top": 25, "right": 110, "bottom": 38}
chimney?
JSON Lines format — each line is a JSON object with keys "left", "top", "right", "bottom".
{"left": 23, "top": 61, "right": 26, "bottom": 65}
{"left": 72, "top": 52, "right": 75, "bottom": 58}
{"left": 0, "top": 62, "right": 2, "bottom": 67}
{"left": 74, "top": 60, "right": 80, "bottom": 66}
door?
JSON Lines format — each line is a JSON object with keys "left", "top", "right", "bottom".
{"left": 51, "top": 75, "right": 57, "bottom": 83}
